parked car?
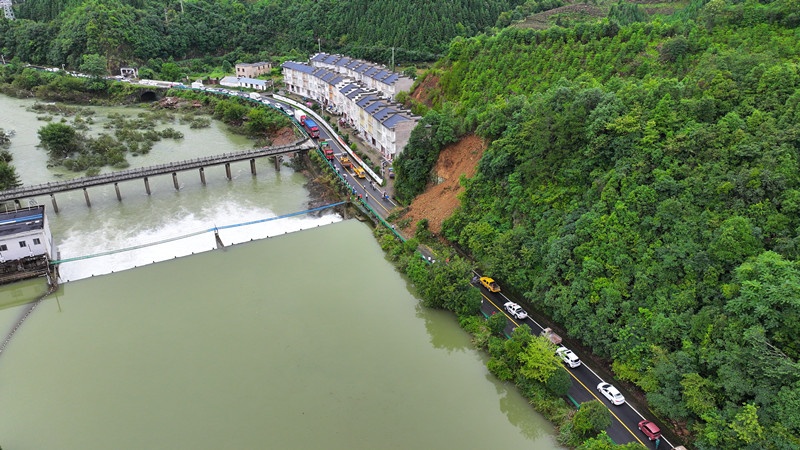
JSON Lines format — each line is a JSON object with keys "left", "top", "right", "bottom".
{"left": 638, "top": 420, "right": 662, "bottom": 441}
{"left": 388, "top": 167, "right": 395, "bottom": 178}
{"left": 504, "top": 302, "right": 528, "bottom": 320}
{"left": 597, "top": 382, "right": 625, "bottom": 405}
{"left": 556, "top": 346, "right": 582, "bottom": 368}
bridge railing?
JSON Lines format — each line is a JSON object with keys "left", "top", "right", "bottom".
{"left": 0, "top": 139, "right": 314, "bottom": 202}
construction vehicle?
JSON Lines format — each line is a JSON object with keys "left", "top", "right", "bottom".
{"left": 353, "top": 166, "right": 366, "bottom": 178}
{"left": 479, "top": 276, "right": 501, "bottom": 292}
{"left": 340, "top": 156, "right": 352, "bottom": 169}
{"left": 540, "top": 328, "right": 563, "bottom": 345}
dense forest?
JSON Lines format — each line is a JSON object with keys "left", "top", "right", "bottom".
{"left": 393, "top": 0, "right": 800, "bottom": 448}
{"left": 0, "top": 0, "right": 527, "bottom": 71}
{"left": 3, "top": 0, "right": 800, "bottom": 447}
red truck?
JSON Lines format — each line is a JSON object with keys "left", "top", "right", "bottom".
{"left": 295, "top": 111, "right": 320, "bottom": 138}
{"left": 303, "top": 118, "right": 320, "bottom": 138}
{"left": 320, "top": 140, "right": 334, "bottom": 161}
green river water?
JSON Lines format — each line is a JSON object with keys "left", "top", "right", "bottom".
{"left": 0, "top": 94, "right": 562, "bottom": 449}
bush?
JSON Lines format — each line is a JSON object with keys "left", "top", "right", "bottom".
{"left": 487, "top": 357, "right": 514, "bottom": 381}
{"left": 487, "top": 311, "right": 507, "bottom": 336}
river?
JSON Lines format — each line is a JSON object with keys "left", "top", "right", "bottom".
{"left": 0, "top": 94, "right": 562, "bottom": 449}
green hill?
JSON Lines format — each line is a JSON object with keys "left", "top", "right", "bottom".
{"left": 398, "top": 0, "right": 800, "bottom": 448}
{"left": 1, "top": 0, "right": 528, "bottom": 69}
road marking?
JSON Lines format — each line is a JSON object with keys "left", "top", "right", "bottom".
{"left": 474, "top": 271, "right": 671, "bottom": 449}
{"left": 481, "top": 292, "right": 522, "bottom": 327}
{"left": 478, "top": 283, "right": 652, "bottom": 448}
{"left": 565, "top": 370, "right": 649, "bottom": 447}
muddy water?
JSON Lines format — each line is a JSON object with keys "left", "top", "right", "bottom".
{"left": 0, "top": 94, "right": 562, "bottom": 449}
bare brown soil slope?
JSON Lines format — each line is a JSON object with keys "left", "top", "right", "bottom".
{"left": 403, "top": 134, "right": 486, "bottom": 235}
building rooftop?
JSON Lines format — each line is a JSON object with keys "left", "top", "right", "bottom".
{"left": 373, "top": 105, "right": 400, "bottom": 121}
{"left": 0, "top": 205, "right": 45, "bottom": 236}
{"left": 237, "top": 62, "right": 270, "bottom": 67}
{"left": 383, "top": 113, "right": 416, "bottom": 129}
{"left": 238, "top": 77, "right": 269, "bottom": 87}
{"left": 282, "top": 61, "right": 316, "bottom": 74}
{"left": 364, "top": 100, "right": 388, "bottom": 114}
{"left": 310, "top": 53, "right": 411, "bottom": 88}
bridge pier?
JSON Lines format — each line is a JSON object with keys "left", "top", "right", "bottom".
{"left": 83, "top": 188, "right": 91, "bottom": 207}
{"left": 0, "top": 138, "right": 314, "bottom": 206}
{"left": 199, "top": 167, "right": 206, "bottom": 185}
{"left": 50, "top": 194, "right": 59, "bottom": 213}
{"left": 274, "top": 155, "right": 281, "bottom": 172}
{"left": 172, "top": 172, "right": 179, "bottom": 190}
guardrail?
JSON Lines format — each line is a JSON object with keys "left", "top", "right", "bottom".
{"left": 0, "top": 139, "right": 314, "bottom": 202}
{"left": 273, "top": 94, "right": 384, "bottom": 185}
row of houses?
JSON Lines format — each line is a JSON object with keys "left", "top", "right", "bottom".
{"left": 282, "top": 53, "right": 419, "bottom": 161}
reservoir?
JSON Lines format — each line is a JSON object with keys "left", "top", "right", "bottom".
{"left": 0, "top": 94, "right": 561, "bottom": 449}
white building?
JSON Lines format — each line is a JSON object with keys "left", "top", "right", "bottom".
{"left": 282, "top": 60, "right": 418, "bottom": 160}
{"left": 0, "top": 205, "right": 53, "bottom": 263}
{"left": 220, "top": 76, "right": 271, "bottom": 91}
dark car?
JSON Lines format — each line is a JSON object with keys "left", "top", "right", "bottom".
{"left": 388, "top": 167, "right": 395, "bottom": 179}
{"left": 638, "top": 420, "right": 661, "bottom": 441}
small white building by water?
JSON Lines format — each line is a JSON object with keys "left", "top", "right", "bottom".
{"left": 0, "top": 205, "right": 55, "bottom": 284}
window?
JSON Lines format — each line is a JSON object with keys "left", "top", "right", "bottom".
{"left": 0, "top": 244, "right": 6, "bottom": 251}
{"left": 19, "top": 241, "right": 27, "bottom": 248}
{"left": 33, "top": 238, "right": 41, "bottom": 245}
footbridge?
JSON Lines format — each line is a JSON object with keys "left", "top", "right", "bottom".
{"left": 0, "top": 138, "right": 316, "bottom": 211}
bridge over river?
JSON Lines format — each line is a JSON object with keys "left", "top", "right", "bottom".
{"left": 0, "top": 138, "right": 316, "bottom": 211}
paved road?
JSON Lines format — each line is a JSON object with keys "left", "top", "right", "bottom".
{"left": 476, "top": 281, "right": 674, "bottom": 449}
{"left": 266, "top": 95, "right": 400, "bottom": 218}
{"left": 268, "top": 93, "right": 672, "bottom": 448}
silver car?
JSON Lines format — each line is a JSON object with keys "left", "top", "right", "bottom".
{"left": 597, "top": 382, "right": 625, "bottom": 405}
{"left": 503, "top": 302, "right": 528, "bottom": 320}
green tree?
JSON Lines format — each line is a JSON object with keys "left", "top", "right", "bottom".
{"left": 545, "top": 366, "right": 572, "bottom": 396}
{"left": 160, "top": 62, "right": 183, "bottom": 82}
{"left": 38, "top": 123, "right": 80, "bottom": 160}
{"left": 573, "top": 400, "right": 612, "bottom": 439}
{"left": 725, "top": 251, "right": 800, "bottom": 357}
{"left": 80, "top": 53, "right": 108, "bottom": 78}
{"left": 576, "top": 431, "right": 641, "bottom": 450}
{"left": 729, "top": 403, "right": 764, "bottom": 445}
{"left": 0, "top": 161, "right": 21, "bottom": 190}
{"left": 486, "top": 311, "right": 507, "bottom": 336}
{"left": 518, "top": 335, "right": 561, "bottom": 383}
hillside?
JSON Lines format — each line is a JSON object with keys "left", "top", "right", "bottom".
{"left": 1, "top": 0, "right": 528, "bottom": 72}
{"left": 402, "top": 134, "right": 486, "bottom": 236}
{"left": 399, "top": 0, "right": 800, "bottom": 448}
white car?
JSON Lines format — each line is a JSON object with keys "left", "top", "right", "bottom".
{"left": 597, "top": 382, "right": 625, "bottom": 405}
{"left": 556, "top": 346, "right": 582, "bottom": 368}
{"left": 503, "top": 302, "right": 528, "bottom": 320}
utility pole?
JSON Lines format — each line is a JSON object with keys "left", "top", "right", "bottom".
{"left": 318, "top": 38, "right": 321, "bottom": 54}
{"left": 391, "top": 47, "right": 395, "bottom": 71}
